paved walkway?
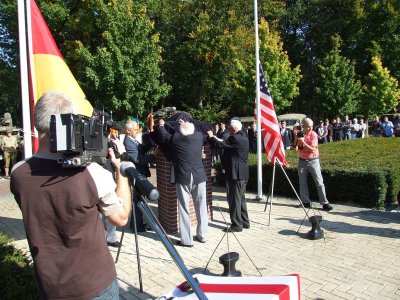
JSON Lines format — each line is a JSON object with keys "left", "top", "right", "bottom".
{"left": 1, "top": 175, "right": 400, "bottom": 300}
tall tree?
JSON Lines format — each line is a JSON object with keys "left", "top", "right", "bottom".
{"left": 157, "top": 0, "right": 300, "bottom": 117}
{"left": 41, "top": 0, "right": 170, "bottom": 118}
{"left": 258, "top": 18, "right": 301, "bottom": 113}
{"left": 360, "top": 56, "right": 400, "bottom": 119}
{"left": 314, "top": 35, "right": 361, "bottom": 117}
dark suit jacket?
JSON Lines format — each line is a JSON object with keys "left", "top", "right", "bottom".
{"left": 281, "top": 128, "right": 292, "bottom": 148}
{"left": 247, "top": 128, "right": 257, "bottom": 153}
{"left": 123, "top": 135, "right": 154, "bottom": 177}
{"left": 158, "top": 126, "right": 207, "bottom": 185}
{"left": 215, "top": 130, "right": 249, "bottom": 181}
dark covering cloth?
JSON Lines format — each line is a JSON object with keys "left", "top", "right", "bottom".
{"left": 147, "top": 112, "right": 213, "bottom": 161}
{"left": 10, "top": 158, "right": 117, "bottom": 299}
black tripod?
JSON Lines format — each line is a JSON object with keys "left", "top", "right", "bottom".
{"left": 114, "top": 163, "right": 208, "bottom": 299}
{"left": 263, "top": 157, "right": 325, "bottom": 240}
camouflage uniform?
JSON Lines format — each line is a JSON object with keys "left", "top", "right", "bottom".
{"left": 1, "top": 131, "right": 18, "bottom": 177}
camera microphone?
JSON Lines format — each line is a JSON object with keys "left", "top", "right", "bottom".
{"left": 120, "top": 162, "right": 159, "bottom": 201}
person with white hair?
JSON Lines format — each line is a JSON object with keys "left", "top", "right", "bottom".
{"left": 294, "top": 117, "right": 333, "bottom": 211}
{"left": 208, "top": 118, "right": 250, "bottom": 232}
{"left": 157, "top": 118, "right": 208, "bottom": 247}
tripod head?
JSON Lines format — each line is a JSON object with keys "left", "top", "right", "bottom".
{"left": 120, "top": 162, "right": 159, "bottom": 201}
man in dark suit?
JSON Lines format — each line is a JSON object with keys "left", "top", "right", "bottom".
{"left": 157, "top": 118, "right": 208, "bottom": 247}
{"left": 247, "top": 122, "right": 257, "bottom": 153}
{"left": 216, "top": 122, "right": 229, "bottom": 159}
{"left": 124, "top": 121, "right": 155, "bottom": 232}
{"left": 208, "top": 118, "right": 250, "bottom": 232}
{"left": 280, "top": 120, "right": 292, "bottom": 150}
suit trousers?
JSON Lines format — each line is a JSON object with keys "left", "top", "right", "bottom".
{"left": 226, "top": 179, "right": 249, "bottom": 229}
{"left": 298, "top": 158, "right": 329, "bottom": 204}
{"left": 175, "top": 175, "right": 208, "bottom": 245}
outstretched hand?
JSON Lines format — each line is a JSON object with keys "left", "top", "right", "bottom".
{"left": 108, "top": 148, "right": 122, "bottom": 171}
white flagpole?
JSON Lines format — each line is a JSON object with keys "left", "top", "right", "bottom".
{"left": 18, "top": 0, "right": 33, "bottom": 158}
{"left": 254, "top": 0, "right": 263, "bottom": 200}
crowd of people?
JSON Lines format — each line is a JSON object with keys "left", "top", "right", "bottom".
{"left": 272, "top": 114, "right": 399, "bottom": 151}
{"left": 301, "top": 114, "right": 400, "bottom": 145}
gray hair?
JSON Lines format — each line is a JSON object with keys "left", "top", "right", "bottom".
{"left": 34, "top": 91, "right": 76, "bottom": 134}
{"left": 301, "top": 117, "right": 313, "bottom": 127}
{"left": 125, "top": 121, "right": 137, "bottom": 130}
{"left": 230, "top": 119, "right": 242, "bottom": 131}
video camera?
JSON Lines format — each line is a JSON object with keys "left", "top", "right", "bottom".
{"left": 50, "top": 113, "right": 109, "bottom": 167}
{"left": 294, "top": 125, "right": 304, "bottom": 138}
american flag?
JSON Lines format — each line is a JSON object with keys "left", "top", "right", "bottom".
{"left": 254, "top": 63, "right": 289, "bottom": 167}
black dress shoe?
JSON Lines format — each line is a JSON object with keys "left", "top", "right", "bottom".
{"left": 223, "top": 226, "right": 243, "bottom": 232}
{"left": 243, "top": 223, "right": 250, "bottom": 229}
{"left": 302, "top": 202, "right": 311, "bottom": 208}
{"left": 107, "top": 241, "right": 121, "bottom": 248}
{"left": 322, "top": 204, "right": 333, "bottom": 211}
{"left": 194, "top": 236, "right": 206, "bottom": 243}
{"left": 176, "top": 241, "right": 194, "bottom": 247}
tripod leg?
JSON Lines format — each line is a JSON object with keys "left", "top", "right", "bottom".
{"left": 267, "top": 162, "right": 276, "bottom": 226}
{"left": 131, "top": 193, "right": 144, "bottom": 293}
{"left": 276, "top": 162, "right": 312, "bottom": 220}
{"left": 115, "top": 226, "right": 125, "bottom": 263}
{"left": 263, "top": 177, "right": 273, "bottom": 212}
{"left": 137, "top": 198, "right": 207, "bottom": 300}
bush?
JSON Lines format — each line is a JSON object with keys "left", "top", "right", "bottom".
{"left": 0, "top": 234, "right": 38, "bottom": 299}
{"left": 216, "top": 137, "right": 399, "bottom": 209}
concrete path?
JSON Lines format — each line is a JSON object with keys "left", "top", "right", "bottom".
{"left": 1, "top": 176, "right": 399, "bottom": 300}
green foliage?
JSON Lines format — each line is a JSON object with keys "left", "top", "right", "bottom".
{"left": 315, "top": 35, "right": 362, "bottom": 116}
{"left": 0, "top": 234, "right": 38, "bottom": 299}
{"left": 42, "top": 0, "right": 170, "bottom": 119}
{"left": 1, "top": 0, "right": 169, "bottom": 120}
{"left": 360, "top": 56, "right": 400, "bottom": 117}
{"left": 216, "top": 138, "right": 399, "bottom": 209}
{"left": 258, "top": 19, "right": 302, "bottom": 112}
{"left": 157, "top": 0, "right": 301, "bottom": 116}
{"left": 183, "top": 102, "right": 228, "bottom": 124}
{"left": 279, "top": 0, "right": 400, "bottom": 117}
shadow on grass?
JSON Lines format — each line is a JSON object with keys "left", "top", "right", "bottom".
{"left": 0, "top": 234, "right": 38, "bottom": 299}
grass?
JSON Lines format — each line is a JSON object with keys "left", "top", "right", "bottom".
{"left": 0, "top": 233, "right": 38, "bottom": 299}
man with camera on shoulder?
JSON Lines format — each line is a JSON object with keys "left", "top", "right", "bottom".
{"left": 294, "top": 118, "right": 333, "bottom": 212}
{"left": 10, "top": 91, "right": 132, "bottom": 299}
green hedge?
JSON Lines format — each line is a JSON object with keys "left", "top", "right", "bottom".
{"left": 216, "top": 137, "right": 399, "bottom": 209}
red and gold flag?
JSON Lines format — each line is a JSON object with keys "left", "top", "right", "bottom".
{"left": 29, "top": 0, "right": 92, "bottom": 115}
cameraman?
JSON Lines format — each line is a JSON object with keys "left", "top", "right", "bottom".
{"left": 10, "top": 92, "right": 131, "bottom": 299}
{"left": 294, "top": 118, "right": 333, "bottom": 211}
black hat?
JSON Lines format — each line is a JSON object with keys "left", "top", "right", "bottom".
{"left": 110, "top": 122, "right": 123, "bottom": 131}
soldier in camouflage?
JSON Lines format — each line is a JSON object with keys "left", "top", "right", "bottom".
{"left": 1, "top": 129, "right": 19, "bottom": 178}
